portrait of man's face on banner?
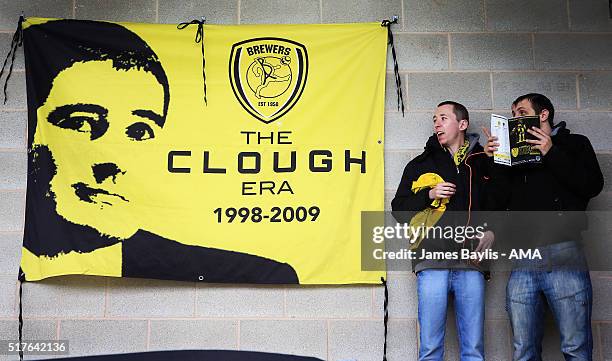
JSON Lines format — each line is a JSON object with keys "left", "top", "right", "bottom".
{"left": 21, "top": 19, "right": 299, "bottom": 284}
{"left": 24, "top": 19, "right": 170, "bottom": 253}
{"left": 34, "top": 38, "right": 168, "bottom": 240}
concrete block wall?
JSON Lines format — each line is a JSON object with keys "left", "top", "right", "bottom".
{"left": 0, "top": 1, "right": 611, "bottom": 360}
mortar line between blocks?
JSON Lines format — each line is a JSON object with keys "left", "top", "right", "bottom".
{"left": 23, "top": 117, "right": 27, "bottom": 149}
{"left": 483, "top": 1, "right": 488, "bottom": 30}
{"left": 415, "top": 315, "right": 421, "bottom": 351}
{"left": 283, "top": 286, "right": 287, "bottom": 317}
{"left": 326, "top": 319, "right": 330, "bottom": 361}
{"left": 0, "top": 229, "right": 24, "bottom": 234}
{"left": 391, "top": 30, "right": 612, "bottom": 35}
{"left": 237, "top": 319, "right": 241, "bottom": 350}
{"left": 103, "top": 278, "right": 109, "bottom": 318}
{"left": 531, "top": 33, "right": 536, "bottom": 70}
{"left": 507, "top": 319, "right": 513, "bottom": 359}
{"left": 576, "top": 73, "right": 581, "bottom": 109}
{"left": 56, "top": 319, "right": 60, "bottom": 340}
{"left": 72, "top": 0, "right": 76, "bottom": 18}
{"left": 319, "top": 0, "right": 323, "bottom": 23}
{"left": 566, "top": 0, "right": 572, "bottom": 31}
{"left": 146, "top": 319, "right": 151, "bottom": 350}
{"left": 404, "top": 73, "right": 409, "bottom": 111}
{"left": 489, "top": 72, "right": 494, "bottom": 109}
{"left": 155, "top": 0, "right": 159, "bottom": 23}
{"left": 193, "top": 282, "right": 197, "bottom": 317}
{"left": 237, "top": 0, "right": 241, "bottom": 25}
{"left": 371, "top": 285, "right": 375, "bottom": 318}
{"left": 384, "top": 69, "right": 612, "bottom": 74}
{"left": 12, "top": 279, "right": 19, "bottom": 318}
{"left": 447, "top": 33, "right": 452, "bottom": 70}
{"left": 401, "top": 0, "right": 405, "bottom": 30}
{"left": 596, "top": 323, "right": 603, "bottom": 361}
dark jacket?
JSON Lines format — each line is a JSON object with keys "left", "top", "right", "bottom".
{"left": 487, "top": 122, "right": 604, "bottom": 247}
{"left": 391, "top": 133, "right": 491, "bottom": 273}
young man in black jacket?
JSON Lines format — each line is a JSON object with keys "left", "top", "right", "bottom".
{"left": 392, "top": 101, "right": 493, "bottom": 361}
{"left": 484, "top": 93, "right": 604, "bottom": 361}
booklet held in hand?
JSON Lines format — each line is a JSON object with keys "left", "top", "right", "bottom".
{"left": 491, "top": 114, "right": 542, "bottom": 166}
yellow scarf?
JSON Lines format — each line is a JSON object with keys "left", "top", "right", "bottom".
{"left": 453, "top": 139, "right": 470, "bottom": 166}
{"left": 407, "top": 173, "right": 448, "bottom": 250}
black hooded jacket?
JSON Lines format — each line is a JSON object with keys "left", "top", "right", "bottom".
{"left": 487, "top": 122, "right": 604, "bottom": 247}
{"left": 391, "top": 133, "right": 491, "bottom": 272}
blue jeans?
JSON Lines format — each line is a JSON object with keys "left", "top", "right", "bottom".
{"left": 417, "top": 269, "right": 485, "bottom": 361}
{"left": 506, "top": 242, "right": 593, "bottom": 361}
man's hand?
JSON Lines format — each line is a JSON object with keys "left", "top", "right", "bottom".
{"left": 482, "top": 127, "right": 499, "bottom": 157}
{"left": 526, "top": 126, "right": 553, "bottom": 156}
{"left": 474, "top": 230, "right": 494, "bottom": 253}
{"left": 429, "top": 182, "right": 456, "bottom": 200}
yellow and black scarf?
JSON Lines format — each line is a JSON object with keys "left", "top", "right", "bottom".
{"left": 453, "top": 139, "right": 470, "bottom": 166}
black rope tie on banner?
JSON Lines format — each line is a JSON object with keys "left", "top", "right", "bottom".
{"left": 18, "top": 270, "right": 25, "bottom": 361}
{"left": 0, "top": 15, "right": 24, "bottom": 105}
{"left": 381, "top": 277, "right": 389, "bottom": 361}
{"left": 381, "top": 17, "right": 404, "bottom": 117}
{"left": 177, "top": 18, "right": 207, "bottom": 105}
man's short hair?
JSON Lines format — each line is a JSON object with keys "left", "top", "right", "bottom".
{"left": 437, "top": 100, "right": 469, "bottom": 124}
{"left": 512, "top": 93, "right": 555, "bottom": 127}
{"left": 24, "top": 19, "right": 170, "bottom": 142}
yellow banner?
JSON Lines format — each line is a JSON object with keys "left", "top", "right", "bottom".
{"left": 20, "top": 18, "right": 386, "bottom": 284}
